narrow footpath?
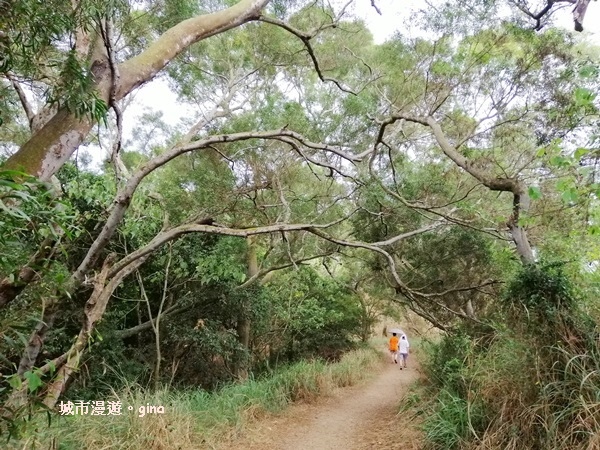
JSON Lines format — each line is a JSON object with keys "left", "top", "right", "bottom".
{"left": 220, "top": 355, "right": 422, "bottom": 450}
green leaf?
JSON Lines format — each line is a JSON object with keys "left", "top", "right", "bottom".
{"left": 47, "top": 360, "right": 57, "bottom": 375}
{"left": 3, "top": 335, "right": 16, "bottom": 347}
{"left": 561, "top": 188, "right": 578, "bottom": 203}
{"left": 8, "top": 375, "right": 22, "bottom": 390}
{"left": 589, "top": 225, "right": 600, "bottom": 236}
{"left": 528, "top": 186, "right": 542, "bottom": 200}
{"left": 578, "top": 64, "right": 598, "bottom": 78}
{"left": 0, "top": 179, "right": 25, "bottom": 190}
{"left": 574, "top": 87, "right": 596, "bottom": 106}
{"left": 574, "top": 147, "right": 589, "bottom": 161}
{"left": 518, "top": 216, "right": 533, "bottom": 227}
{"left": 0, "top": 170, "right": 32, "bottom": 179}
{"left": 549, "top": 155, "right": 569, "bottom": 168}
{"left": 24, "top": 371, "right": 43, "bottom": 392}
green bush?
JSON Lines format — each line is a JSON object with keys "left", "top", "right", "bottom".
{"left": 423, "top": 331, "right": 472, "bottom": 396}
{"left": 423, "top": 389, "right": 487, "bottom": 450}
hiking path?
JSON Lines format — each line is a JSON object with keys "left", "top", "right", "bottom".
{"left": 219, "top": 353, "right": 422, "bottom": 450}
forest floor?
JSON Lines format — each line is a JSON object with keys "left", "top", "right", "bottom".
{"left": 217, "top": 352, "right": 423, "bottom": 450}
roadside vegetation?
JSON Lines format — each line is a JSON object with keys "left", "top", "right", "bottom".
{"left": 5, "top": 347, "right": 381, "bottom": 449}
{"left": 419, "top": 264, "right": 600, "bottom": 450}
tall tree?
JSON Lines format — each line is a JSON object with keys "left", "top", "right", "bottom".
{"left": 2, "top": 0, "right": 271, "bottom": 180}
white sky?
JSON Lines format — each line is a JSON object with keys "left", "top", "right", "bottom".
{"left": 98, "top": 0, "right": 600, "bottom": 169}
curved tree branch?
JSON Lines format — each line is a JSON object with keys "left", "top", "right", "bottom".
{"left": 6, "top": 73, "right": 34, "bottom": 127}
{"left": 4, "top": 0, "right": 272, "bottom": 181}
{"left": 109, "top": 215, "right": 352, "bottom": 278}
{"left": 258, "top": 3, "right": 368, "bottom": 96}
{"left": 384, "top": 113, "right": 535, "bottom": 264}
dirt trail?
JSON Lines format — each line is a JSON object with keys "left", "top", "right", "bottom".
{"left": 220, "top": 355, "right": 422, "bottom": 450}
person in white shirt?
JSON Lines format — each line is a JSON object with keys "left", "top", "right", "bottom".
{"left": 399, "top": 335, "right": 410, "bottom": 369}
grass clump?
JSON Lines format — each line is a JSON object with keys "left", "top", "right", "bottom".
{"left": 8, "top": 347, "right": 380, "bottom": 449}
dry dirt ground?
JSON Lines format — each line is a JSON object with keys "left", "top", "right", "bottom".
{"left": 217, "top": 353, "right": 424, "bottom": 450}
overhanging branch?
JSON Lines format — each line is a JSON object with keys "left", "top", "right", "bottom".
{"left": 109, "top": 216, "right": 351, "bottom": 277}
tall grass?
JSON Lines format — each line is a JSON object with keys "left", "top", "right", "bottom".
{"left": 9, "top": 347, "right": 380, "bottom": 450}
{"left": 417, "top": 264, "right": 600, "bottom": 450}
{"left": 420, "top": 327, "right": 600, "bottom": 450}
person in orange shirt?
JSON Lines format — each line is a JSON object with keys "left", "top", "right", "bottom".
{"left": 389, "top": 332, "right": 399, "bottom": 364}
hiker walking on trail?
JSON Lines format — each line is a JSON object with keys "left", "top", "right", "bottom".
{"left": 399, "top": 335, "right": 410, "bottom": 369}
{"left": 389, "top": 332, "right": 399, "bottom": 364}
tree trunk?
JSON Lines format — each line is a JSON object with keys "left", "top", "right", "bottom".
{"left": 153, "top": 245, "right": 172, "bottom": 389}
{"left": 3, "top": 108, "right": 98, "bottom": 182}
{"left": 43, "top": 254, "right": 146, "bottom": 408}
{"left": 235, "top": 236, "right": 258, "bottom": 380}
{"left": 356, "top": 291, "right": 371, "bottom": 342}
{"left": 574, "top": 0, "right": 591, "bottom": 31}
{"left": 5, "top": 298, "right": 61, "bottom": 409}
{"left": 16, "top": 298, "right": 60, "bottom": 377}
{"left": 508, "top": 193, "right": 535, "bottom": 264}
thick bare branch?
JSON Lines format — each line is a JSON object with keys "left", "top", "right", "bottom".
{"left": 369, "top": 221, "right": 445, "bottom": 247}
{"left": 44, "top": 253, "right": 148, "bottom": 408}
{"left": 386, "top": 113, "right": 535, "bottom": 263}
{"left": 109, "top": 218, "right": 347, "bottom": 277}
{"left": 115, "top": 304, "right": 190, "bottom": 339}
{"left": 116, "top": 0, "right": 270, "bottom": 96}
{"left": 100, "top": 18, "right": 127, "bottom": 183}
{"left": 4, "top": 0, "right": 271, "bottom": 181}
